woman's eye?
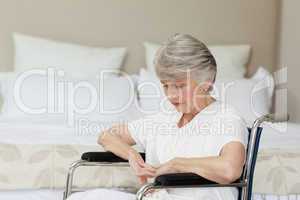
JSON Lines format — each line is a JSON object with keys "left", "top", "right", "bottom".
{"left": 176, "top": 84, "right": 185, "bottom": 88}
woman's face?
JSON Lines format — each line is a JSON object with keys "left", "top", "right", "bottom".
{"left": 161, "top": 78, "right": 208, "bottom": 113}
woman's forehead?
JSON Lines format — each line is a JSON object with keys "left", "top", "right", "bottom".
{"left": 160, "top": 79, "right": 188, "bottom": 84}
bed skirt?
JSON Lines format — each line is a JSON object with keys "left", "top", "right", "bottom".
{"left": 0, "top": 143, "right": 299, "bottom": 195}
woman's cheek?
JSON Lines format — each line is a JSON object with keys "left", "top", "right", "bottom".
{"left": 184, "top": 89, "right": 194, "bottom": 101}
{"left": 178, "top": 90, "right": 190, "bottom": 106}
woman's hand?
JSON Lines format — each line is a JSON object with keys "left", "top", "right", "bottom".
{"left": 155, "top": 158, "right": 180, "bottom": 177}
{"left": 128, "top": 149, "right": 156, "bottom": 185}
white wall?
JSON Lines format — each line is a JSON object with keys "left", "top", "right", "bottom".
{"left": 0, "top": 0, "right": 279, "bottom": 74}
{"left": 278, "top": 0, "right": 300, "bottom": 122}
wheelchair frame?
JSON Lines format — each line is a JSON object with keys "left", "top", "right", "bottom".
{"left": 63, "top": 114, "right": 283, "bottom": 200}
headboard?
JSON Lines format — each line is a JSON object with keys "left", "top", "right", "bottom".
{"left": 0, "top": 0, "right": 279, "bottom": 75}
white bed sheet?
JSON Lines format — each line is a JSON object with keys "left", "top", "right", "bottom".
{"left": 259, "top": 122, "right": 300, "bottom": 149}
{"left": 0, "top": 117, "right": 298, "bottom": 199}
{"left": 0, "top": 116, "right": 120, "bottom": 145}
{"left": 0, "top": 116, "right": 299, "bottom": 149}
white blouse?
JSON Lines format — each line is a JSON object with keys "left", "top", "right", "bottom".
{"left": 128, "top": 100, "right": 248, "bottom": 200}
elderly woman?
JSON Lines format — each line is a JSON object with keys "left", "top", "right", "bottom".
{"left": 67, "top": 34, "right": 248, "bottom": 200}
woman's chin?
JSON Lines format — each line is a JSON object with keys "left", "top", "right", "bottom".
{"left": 178, "top": 106, "right": 196, "bottom": 114}
{"left": 174, "top": 104, "right": 189, "bottom": 113}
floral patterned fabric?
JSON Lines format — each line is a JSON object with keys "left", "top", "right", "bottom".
{"left": 253, "top": 148, "right": 300, "bottom": 194}
{"left": 0, "top": 143, "right": 299, "bottom": 195}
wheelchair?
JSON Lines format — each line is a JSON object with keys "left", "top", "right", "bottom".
{"left": 63, "top": 114, "right": 284, "bottom": 200}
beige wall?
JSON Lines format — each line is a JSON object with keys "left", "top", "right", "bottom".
{"left": 278, "top": 0, "right": 300, "bottom": 122}
{"left": 0, "top": 0, "right": 279, "bottom": 74}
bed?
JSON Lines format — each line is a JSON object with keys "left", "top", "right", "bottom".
{"left": 0, "top": 1, "right": 295, "bottom": 199}
{"left": 0, "top": 34, "right": 298, "bottom": 199}
{"left": 0, "top": 118, "right": 299, "bottom": 200}
{"left": 0, "top": 36, "right": 298, "bottom": 200}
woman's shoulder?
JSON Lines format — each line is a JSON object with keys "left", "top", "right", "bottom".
{"left": 139, "top": 110, "right": 175, "bottom": 122}
{"left": 207, "top": 101, "right": 248, "bottom": 135}
{"left": 212, "top": 101, "right": 245, "bottom": 121}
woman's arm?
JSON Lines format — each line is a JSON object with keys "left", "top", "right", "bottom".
{"left": 156, "top": 142, "right": 245, "bottom": 184}
{"left": 98, "top": 124, "right": 156, "bottom": 184}
{"left": 97, "top": 124, "right": 136, "bottom": 160}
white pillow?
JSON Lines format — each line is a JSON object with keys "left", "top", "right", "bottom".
{"left": 137, "top": 68, "right": 184, "bottom": 115}
{"left": 0, "top": 72, "right": 15, "bottom": 113}
{"left": 137, "top": 68, "right": 174, "bottom": 115}
{"left": 212, "top": 78, "right": 270, "bottom": 126}
{"left": 144, "top": 42, "right": 251, "bottom": 81}
{"left": 13, "top": 33, "right": 127, "bottom": 78}
{"left": 137, "top": 68, "right": 271, "bottom": 126}
{"left": 0, "top": 72, "right": 140, "bottom": 124}
{"left": 72, "top": 75, "right": 142, "bottom": 123}
{"left": 0, "top": 89, "right": 2, "bottom": 112}
{"left": 251, "top": 66, "right": 274, "bottom": 110}
{"left": 1, "top": 73, "right": 63, "bottom": 117}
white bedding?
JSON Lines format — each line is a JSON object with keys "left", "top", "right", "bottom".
{"left": 0, "top": 117, "right": 299, "bottom": 199}
{"left": 260, "top": 122, "right": 300, "bottom": 150}
{"left": 0, "top": 116, "right": 298, "bottom": 150}
{"left": 0, "top": 117, "right": 99, "bottom": 145}
{"left": 0, "top": 115, "right": 138, "bottom": 146}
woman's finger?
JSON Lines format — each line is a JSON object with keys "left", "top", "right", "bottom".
{"left": 141, "top": 163, "right": 156, "bottom": 172}
{"left": 136, "top": 171, "right": 155, "bottom": 177}
{"left": 136, "top": 168, "right": 156, "bottom": 177}
{"left": 138, "top": 176, "right": 147, "bottom": 185}
{"left": 155, "top": 167, "right": 166, "bottom": 176}
{"left": 140, "top": 162, "right": 158, "bottom": 170}
{"left": 136, "top": 157, "right": 146, "bottom": 166}
{"left": 145, "top": 189, "right": 157, "bottom": 195}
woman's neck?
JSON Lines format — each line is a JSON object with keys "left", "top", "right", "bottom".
{"left": 177, "top": 96, "right": 215, "bottom": 128}
{"left": 190, "top": 95, "right": 216, "bottom": 116}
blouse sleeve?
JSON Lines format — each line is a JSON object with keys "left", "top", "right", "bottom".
{"left": 127, "top": 116, "right": 150, "bottom": 151}
{"left": 213, "top": 113, "right": 249, "bottom": 156}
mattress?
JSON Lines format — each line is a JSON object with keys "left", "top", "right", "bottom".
{"left": 0, "top": 117, "right": 100, "bottom": 145}
{"left": 0, "top": 116, "right": 298, "bottom": 148}
{"left": 259, "top": 122, "right": 300, "bottom": 150}
{"left": 0, "top": 117, "right": 299, "bottom": 195}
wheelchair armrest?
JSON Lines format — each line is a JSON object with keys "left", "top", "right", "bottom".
{"left": 153, "top": 173, "right": 244, "bottom": 187}
{"left": 81, "top": 151, "right": 145, "bottom": 162}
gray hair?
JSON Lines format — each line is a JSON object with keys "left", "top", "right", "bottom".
{"left": 154, "top": 33, "right": 217, "bottom": 84}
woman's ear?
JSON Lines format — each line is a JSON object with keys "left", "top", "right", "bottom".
{"left": 199, "top": 81, "right": 212, "bottom": 93}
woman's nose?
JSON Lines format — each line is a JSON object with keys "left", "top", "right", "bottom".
{"left": 167, "top": 86, "right": 179, "bottom": 99}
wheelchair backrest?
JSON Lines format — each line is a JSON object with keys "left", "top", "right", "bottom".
{"left": 238, "top": 127, "right": 263, "bottom": 200}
